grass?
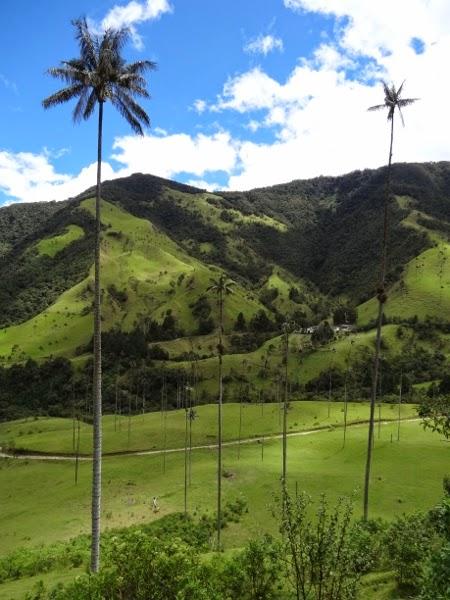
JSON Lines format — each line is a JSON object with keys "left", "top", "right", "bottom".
{"left": 358, "top": 211, "right": 450, "bottom": 325}
{"left": 163, "top": 324, "right": 416, "bottom": 396}
{"left": 0, "top": 419, "right": 447, "bottom": 558}
{"left": 0, "top": 400, "right": 417, "bottom": 455}
{"left": 0, "top": 198, "right": 265, "bottom": 363}
{"left": 36, "top": 225, "right": 85, "bottom": 258}
{"left": 0, "top": 568, "right": 84, "bottom": 599}
{"left": 262, "top": 267, "right": 316, "bottom": 319}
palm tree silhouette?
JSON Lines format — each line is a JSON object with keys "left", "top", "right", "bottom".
{"left": 363, "top": 81, "right": 417, "bottom": 520}
{"left": 42, "top": 18, "right": 155, "bottom": 572}
{"left": 207, "top": 274, "right": 234, "bottom": 549}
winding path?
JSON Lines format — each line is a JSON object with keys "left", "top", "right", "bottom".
{"left": 0, "top": 418, "right": 420, "bottom": 462}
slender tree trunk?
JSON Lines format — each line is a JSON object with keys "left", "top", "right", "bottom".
{"left": 75, "top": 414, "right": 80, "bottom": 485}
{"left": 184, "top": 389, "right": 188, "bottom": 515}
{"left": 90, "top": 100, "right": 104, "bottom": 573}
{"left": 282, "top": 329, "right": 289, "bottom": 488}
{"left": 363, "top": 115, "right": 394, "bottom": 521}
{"left": 114, "top": 379, "right": 118, "bottom": 433}
{"left": 189, "top": 384, "right": 193, "bottom": 487}
{"left": 127, "top": 395, "right": 131, "bottom": 448}
{"left": 162, "top": 387, "right": 167, "bottom": 474}
{"left": 72, "top": 400, "right": 76, "bottom": 452}
{"left": 343, "top": 381, "right": 348, "bottom": 448}
{"left": 217, "top": 289, "right": 224, "bottom": 549}
{"left": 397, "top": 371, "right": 403, "bottom": 442}
{"left": 327, "top": 371, "right": 332, "bottom": 419}
{"left": 238, "top": 396, "right": 242, "bottom": 460}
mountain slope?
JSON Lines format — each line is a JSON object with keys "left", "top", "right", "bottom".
{"left": 0, "top": 198, "right": 272, "bottom": 363}
{"left": 0, "top": 162, "right": 448, "bottom": 418}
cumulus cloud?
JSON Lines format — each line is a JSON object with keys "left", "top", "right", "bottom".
{"left": 0, "top": 150, "right": 120, "bottom": 204}
{"left": 112, "top": 131, "right": 238, "bottom": 178}
{"left": 244, "top": 34, "right": 284, "bottom": 55}
{"left": 192, "top": 99, "right": 207, "bottom": 114}
{"left": 211, "top": 0, "right": 450, "bottom": 188}
{"left": 0, "top": 131, "right": 238, "bottom": 203}
{"left": 99, "top": 0, "right": 172, "bottom": 49}
{"left": 5, "top": 0, "right": 450, "bottom": 203}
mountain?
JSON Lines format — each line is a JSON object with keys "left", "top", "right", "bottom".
{"left": 0, "top": 162, "right": 448, "bottom": 419}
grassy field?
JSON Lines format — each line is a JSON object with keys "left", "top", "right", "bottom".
{"left": 0, "top": 419, "right": 447, "bottom": 558}
{"left": 358, "top": 211, "right": 450, "bottom": 325}
{"left": 0, "top": 400, "right": 417, "bottom": 455}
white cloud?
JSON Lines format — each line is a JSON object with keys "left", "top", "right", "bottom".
{"left": 0, "top": 131, "right": 238, "bottom": 203}
{"left": 5, "top": 0, "right": 450, "bottom": 203}
{"left": 99, "top": 0, "right": 172, "bottom": 49}
{"left": 0, "top": 151, "right": 119, "bottom": 204}
{"left": 244, "top": 34, "right": 284, "bottom": 55}
{"left": 207, "top": 0, "right": 450, "bottom": 188}
{"left": 213, "top": 68, "right": 283, "bottom": 112}
{"left": 112, "top": 131, "right": 238, "bottom": 178}
{"left": 184, "top": 179, "right": 221, "bottom": 192}
{"left": 192, "top": 99, "right": 207, "bottom": 114}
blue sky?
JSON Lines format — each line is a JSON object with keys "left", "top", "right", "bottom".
{"left": 0, "top": 0, "right": 448, "bottom": 203}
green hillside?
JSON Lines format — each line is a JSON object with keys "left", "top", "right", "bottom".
{"left": 358, "top": 209, "right": 450, "bottom": 324}
{"left": 0, "top": 198, "right": 266, "bottom": 363}
{"left": 0, "top": 164, "right": 448, "bottom": 420}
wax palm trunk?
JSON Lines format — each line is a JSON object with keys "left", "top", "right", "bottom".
{"left": 217, "top": 287, "right": 224, "bottom": 548}
{"left": 91, "top": 101, "right": 104, "bottom": 572}
{"left": 363, "top": 81, "right": 417, "bottom": 519}
{"left": 363, "top": 117, "right": 393, "bottom": 520}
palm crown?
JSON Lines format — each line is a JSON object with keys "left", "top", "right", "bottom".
{"left": 368, "top": 80, "right": 418, "bottom": 125}
{"left": 207, "top": 274, "right": 235, "bottom": 297}
{"left": 42, "top": 17, "right": 156, "bottom": 134}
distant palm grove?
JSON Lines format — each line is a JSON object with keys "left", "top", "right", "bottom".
{"left": 0, "top": 15, "right": 448, "bottom": 600}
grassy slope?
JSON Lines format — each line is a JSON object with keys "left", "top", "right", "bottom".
{"left": 161, "top": 324, "right": 410, "bottom": 395}
{"left": 36, "top": 225, "right": 85, "bottom": 258}
{"left": 0, "top": 199, "right": 265, "bottom": 363}
{"left": 0, "top": 420, "right": 447, "bottom": 557}
{"left": 0, "top": 400, "right": 416, "bottom": 455}
{"left": 358, "top": 210, "right": 450, "bottom": 324}
{"left": 262, "top": 267, "right": 316, "bottom": 319}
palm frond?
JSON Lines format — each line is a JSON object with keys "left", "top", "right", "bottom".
{"left": 73, "top": 17, "right": 98, "bottom": 71}
{"left": 368, "top": 104, "right": 386, "bottom": 112}
{"left": 46, "top": 65, "right": 85, "bottom": 84}
{"left": 114, "top": 89, "right": 150, "bottom": 127}
{"left": 396, "top": 80, "right": 406, "bottom": 97}
{"left": 42, "top": 84, "right": 85, "bottom": 109}
{"left": 124, "top": 60, "right": 157, "bottom": 75}
{"left": 107, "top": 25, "right": 130, "bottom": 56}
{"left": 398, "top": 98, "right": 418, "bottom": 107}
{"left": 111, "top": 96, "right": 144, "bottom": 135}
{"left": 117, "top": 72, "right": 151, "bottom": 97}
{"left": 368, "top": 80, "right": 418, "bottom": 123}
{"left": 43, "top": 18, "right": 153, "bottom": 134}
{"left": 73, "top": 87, "right": 89, "bottom": 122}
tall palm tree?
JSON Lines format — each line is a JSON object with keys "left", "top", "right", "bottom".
{"left": 207, "top": 274, "right": 234, "bottom": 549}
{"left": 363, "top": 81, "right": 417, "bottom": 520}
{"left": 42, "top": 18, "right": 155, "bottom": 572}
{"left": 281, "top": 320, "right": 296, "bottom": 490}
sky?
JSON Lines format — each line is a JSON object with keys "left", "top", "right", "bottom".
{"left": 0, "top": 0, "right": 449, "bottom": 204}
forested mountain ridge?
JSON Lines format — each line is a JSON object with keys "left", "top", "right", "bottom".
{"left": 0, "top": 161, "right": 448, "bottom": 419}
